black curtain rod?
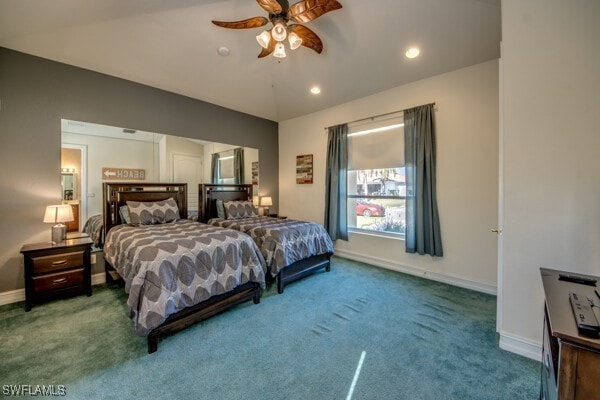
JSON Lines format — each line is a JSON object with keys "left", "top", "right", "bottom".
{"left": 324, "top": 102, "right": 436, "bottom": 130}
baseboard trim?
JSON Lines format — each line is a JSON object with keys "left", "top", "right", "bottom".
{"left": 334, "top": 249, "right": 497, "bottom": 295}
{"left": 499, "top": 331, "right": 542, "bottom": 361}
{"left": 0, "top": 288, "right": 25, "bottom": 306}
{"left": 91, "top": 272, "right": 106, "bottom": 286}
{"left": 0, "top": 273, "right": 107, "bottom": 306}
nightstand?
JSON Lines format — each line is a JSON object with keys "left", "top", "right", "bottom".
{"left": 20, "top": 237, "right": 93, "bottom": 311}
{"left": 268, "top": 214, "right": 287, "bottom": 219}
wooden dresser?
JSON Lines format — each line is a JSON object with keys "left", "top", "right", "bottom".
{"left": 21, "top": 237, "right": 92, "bottom": 311}
{"left": 540, "top": 268, "right": 600, "bottom": 400}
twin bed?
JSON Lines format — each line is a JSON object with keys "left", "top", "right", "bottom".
{"left": 102, "top": 182, "right": 333, "bottom": 353}
{"left": 199, "top": 184, "right": 333, "bottom": 293}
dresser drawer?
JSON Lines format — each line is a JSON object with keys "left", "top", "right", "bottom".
{"left": 32, "top": 268, "right": 84, "bottom": 292}
{"left": 31, "top": 250, "right": 85, "bottom": 274}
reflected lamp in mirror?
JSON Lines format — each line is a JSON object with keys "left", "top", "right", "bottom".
{"left": 43, "top": 205, "right": 74, "bottom": 244}
{"left": 260, "top": 196, "right": 272, "bottom": 216}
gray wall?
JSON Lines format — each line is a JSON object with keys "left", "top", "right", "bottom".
{"left": 0, "top": 47, "right": 279, "bottom": 293}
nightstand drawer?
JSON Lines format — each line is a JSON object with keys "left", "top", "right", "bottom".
{"left": 32, "top": 268, "right": 84, "bottom": 292}
{"left": 31, "top": 251, "right": 85, "bottom": 274}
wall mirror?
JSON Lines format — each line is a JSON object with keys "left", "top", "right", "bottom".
{"left": 61, "top": 172, "right": 76, "bottom": 200}
{"left": 60, "top": 119, "right": 259, "bottom": 228}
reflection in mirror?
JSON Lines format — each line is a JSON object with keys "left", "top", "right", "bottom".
{"left": 61, "top": 172, "right": 76, "bottom": 200}
{"left": 60, "top": 119, "right": 259, "bottom": 228}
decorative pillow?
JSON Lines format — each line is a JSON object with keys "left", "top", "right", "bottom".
{"left": 126, "top": 198, "right": 180, "bottom": 225}
{"left": 216, "top": 199, "right": 226, "bottom": 219}
{"left": 223, "top": 200, "right": 258, "bottom": 220}
{"left": 119, "top": 205, "right": 132, "bottom": 224}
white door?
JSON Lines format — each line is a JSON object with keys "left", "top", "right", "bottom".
{"left": 172, "top": 154, "right": 203, "bottom": 212}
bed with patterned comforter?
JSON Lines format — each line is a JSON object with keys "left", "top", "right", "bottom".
{"left": 104, "top": 219, "right": 266, "bottom": 336}
{"left": 82, "top": 214, "right": 104, "bottom": 248}
{"left": 207, "top": 217, "right": 334, "bottom": 278}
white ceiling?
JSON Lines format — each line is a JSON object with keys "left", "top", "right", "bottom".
{"left": 0, "top": 0, "right": 501, "bottom": 122}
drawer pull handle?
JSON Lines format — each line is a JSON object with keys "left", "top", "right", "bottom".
{"left": 51, "top": 260, "right": 68, "bottom": 266}
{"left": 52, "top": 278, "right": 68, "bottom": 284}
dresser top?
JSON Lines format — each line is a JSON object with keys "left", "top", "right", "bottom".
{"left": 541, "top": 267, "right": 600, "bottom": 350}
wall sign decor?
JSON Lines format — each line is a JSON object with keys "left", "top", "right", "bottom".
{"left": 252, "top": 161, "right": 259, "bottom": 185}
{"left": 296, "top": 154, "right": 313, "bottom": 184}
{"left": 102, "top": 168, "right": 146, "bottom": 181}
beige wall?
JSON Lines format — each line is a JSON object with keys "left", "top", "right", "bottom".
{"left": 159, "top": 135, "right": 205, "bottom": 183}
{"left": 499, "top": 0, "right": 600, "bottom": 359}
{"left": 62, "top": 132, "right": 159, "bottom": 218}
{"left": 279, "top": 60, "right": 500, "bottom": 292}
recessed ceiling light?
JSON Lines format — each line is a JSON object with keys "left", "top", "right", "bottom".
{"left": 217, "top": 46, "right": 230, "bottom": 57}
{"left": 405, "top": 47, "right": 420, "bottom": 59}
{"left": 310, "top": 86, "right": 321, "bottom": 95}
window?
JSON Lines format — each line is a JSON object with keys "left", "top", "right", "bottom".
{"left": 347, "top": 114, "right": 406, "bottom": 236}
{"left": 217, "top": 153, "right": 234, "bottom": 183}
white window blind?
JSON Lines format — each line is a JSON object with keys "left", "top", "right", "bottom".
{"left": 347, "top": 115, "right": 404, "bottom": 170}
{"left": 218, "top": 151, "right": 234, "bottom": 179}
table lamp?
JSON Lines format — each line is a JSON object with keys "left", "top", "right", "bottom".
{"left": 260, "top": 196, "right": 272, "bottom": 216}
{"left": 44, "top": 205, "right": 74, "bottom": 244}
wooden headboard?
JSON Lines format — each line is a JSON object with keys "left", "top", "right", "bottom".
{"left": 103, "top": 182, "right": 188, "bottom": 238}
{"left": 199, "top": 184, "right": 252, "bottom": 223}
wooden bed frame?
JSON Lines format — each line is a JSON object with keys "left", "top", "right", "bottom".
{"left": 199, "top": 184, "right": 332, "bottom": 294}
{"left": 102, "top": 182, "right": 261, "bottom": 353}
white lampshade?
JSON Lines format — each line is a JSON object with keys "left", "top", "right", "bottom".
{"left": 256, "top": 30, "right": 271, "bottom": 49}
{"left": 288, "top": 32, "right": 302, "bottom": 50}
{"left": 44, "top": 204, "right": 73, "bottom": 243}
{"left": 43, "top": 205, "right": 74, "bottom": 224}
{"left": 273, "top": 42, "right": 286, "bottom": 58}
{"left": 271, "top": 22, "right": 287, "bottom": 42}
{"left": 253, "top": 196, "right": 260, "bottom": 206}
{"left": 260, "top": 196, "right": 273, "bottom": 207}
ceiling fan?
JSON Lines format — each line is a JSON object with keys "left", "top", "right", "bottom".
{"left": 212, "top": 0, "right": 342, "bottom": 59}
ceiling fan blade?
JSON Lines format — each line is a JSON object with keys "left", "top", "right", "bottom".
{"left": 288, "top": 0, "right": 342, "bottom": 23}
{"left": 258, "top": 37, "right": 277, "bottom": 58}
{"left": 289, "top": 24, "right": 323, "bottom": 54}
{"left": 212, "top": 16, "right": 269, "bottom": 29}
{"left": 256, "top": 0, "right": 283, "bottom": 14}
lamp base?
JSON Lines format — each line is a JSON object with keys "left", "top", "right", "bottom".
{"left": 51, "top": 224, "right": 66, "bottom": 244}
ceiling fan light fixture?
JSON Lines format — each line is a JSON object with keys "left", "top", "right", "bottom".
{"left": 271, "top": 22, "right": 287, "bottom": 42}
{"left": 256, "top": 30, "right": 271, "bottom": 49}
{"left": 211, "top": 0, "right": 343, "bottom": 59}
{"left": 273, "top": 42, "right": 287, "bottom": 58}
{"left": 288, "top": 32, "right": 302, "bottom": 50}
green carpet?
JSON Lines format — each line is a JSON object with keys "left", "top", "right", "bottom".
{"left": 0, "top": 257, "right": 539, "bottom": 399}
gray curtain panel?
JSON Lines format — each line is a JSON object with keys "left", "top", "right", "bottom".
{"left": 211, "top": 153, "right": 220, "bottom": 184}
{"left": 404, "top": 103, "right": 443, "bottom": 256}
{"left": 324, "top": 123, "right": 348, "bottom": 241}
{"left": 234, "top": 148, "right": 244, "bottom": 184}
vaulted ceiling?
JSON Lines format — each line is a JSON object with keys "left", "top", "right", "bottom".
{"left": 0, "top": 0, "right": 501, "bottom": 122}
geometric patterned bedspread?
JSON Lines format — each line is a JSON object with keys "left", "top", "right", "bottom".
{"left": 104, "top": 220, "right": 266, "bottom": 336}
{"left": 82, "top": 214, "right": 104, "bottom": 248}
{"left": 207, "top": 217, "right": 334, "bottom": 278}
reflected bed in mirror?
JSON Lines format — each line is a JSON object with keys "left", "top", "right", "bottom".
{"left": 60, "top": 119, "right": 259, "bottom": 232}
